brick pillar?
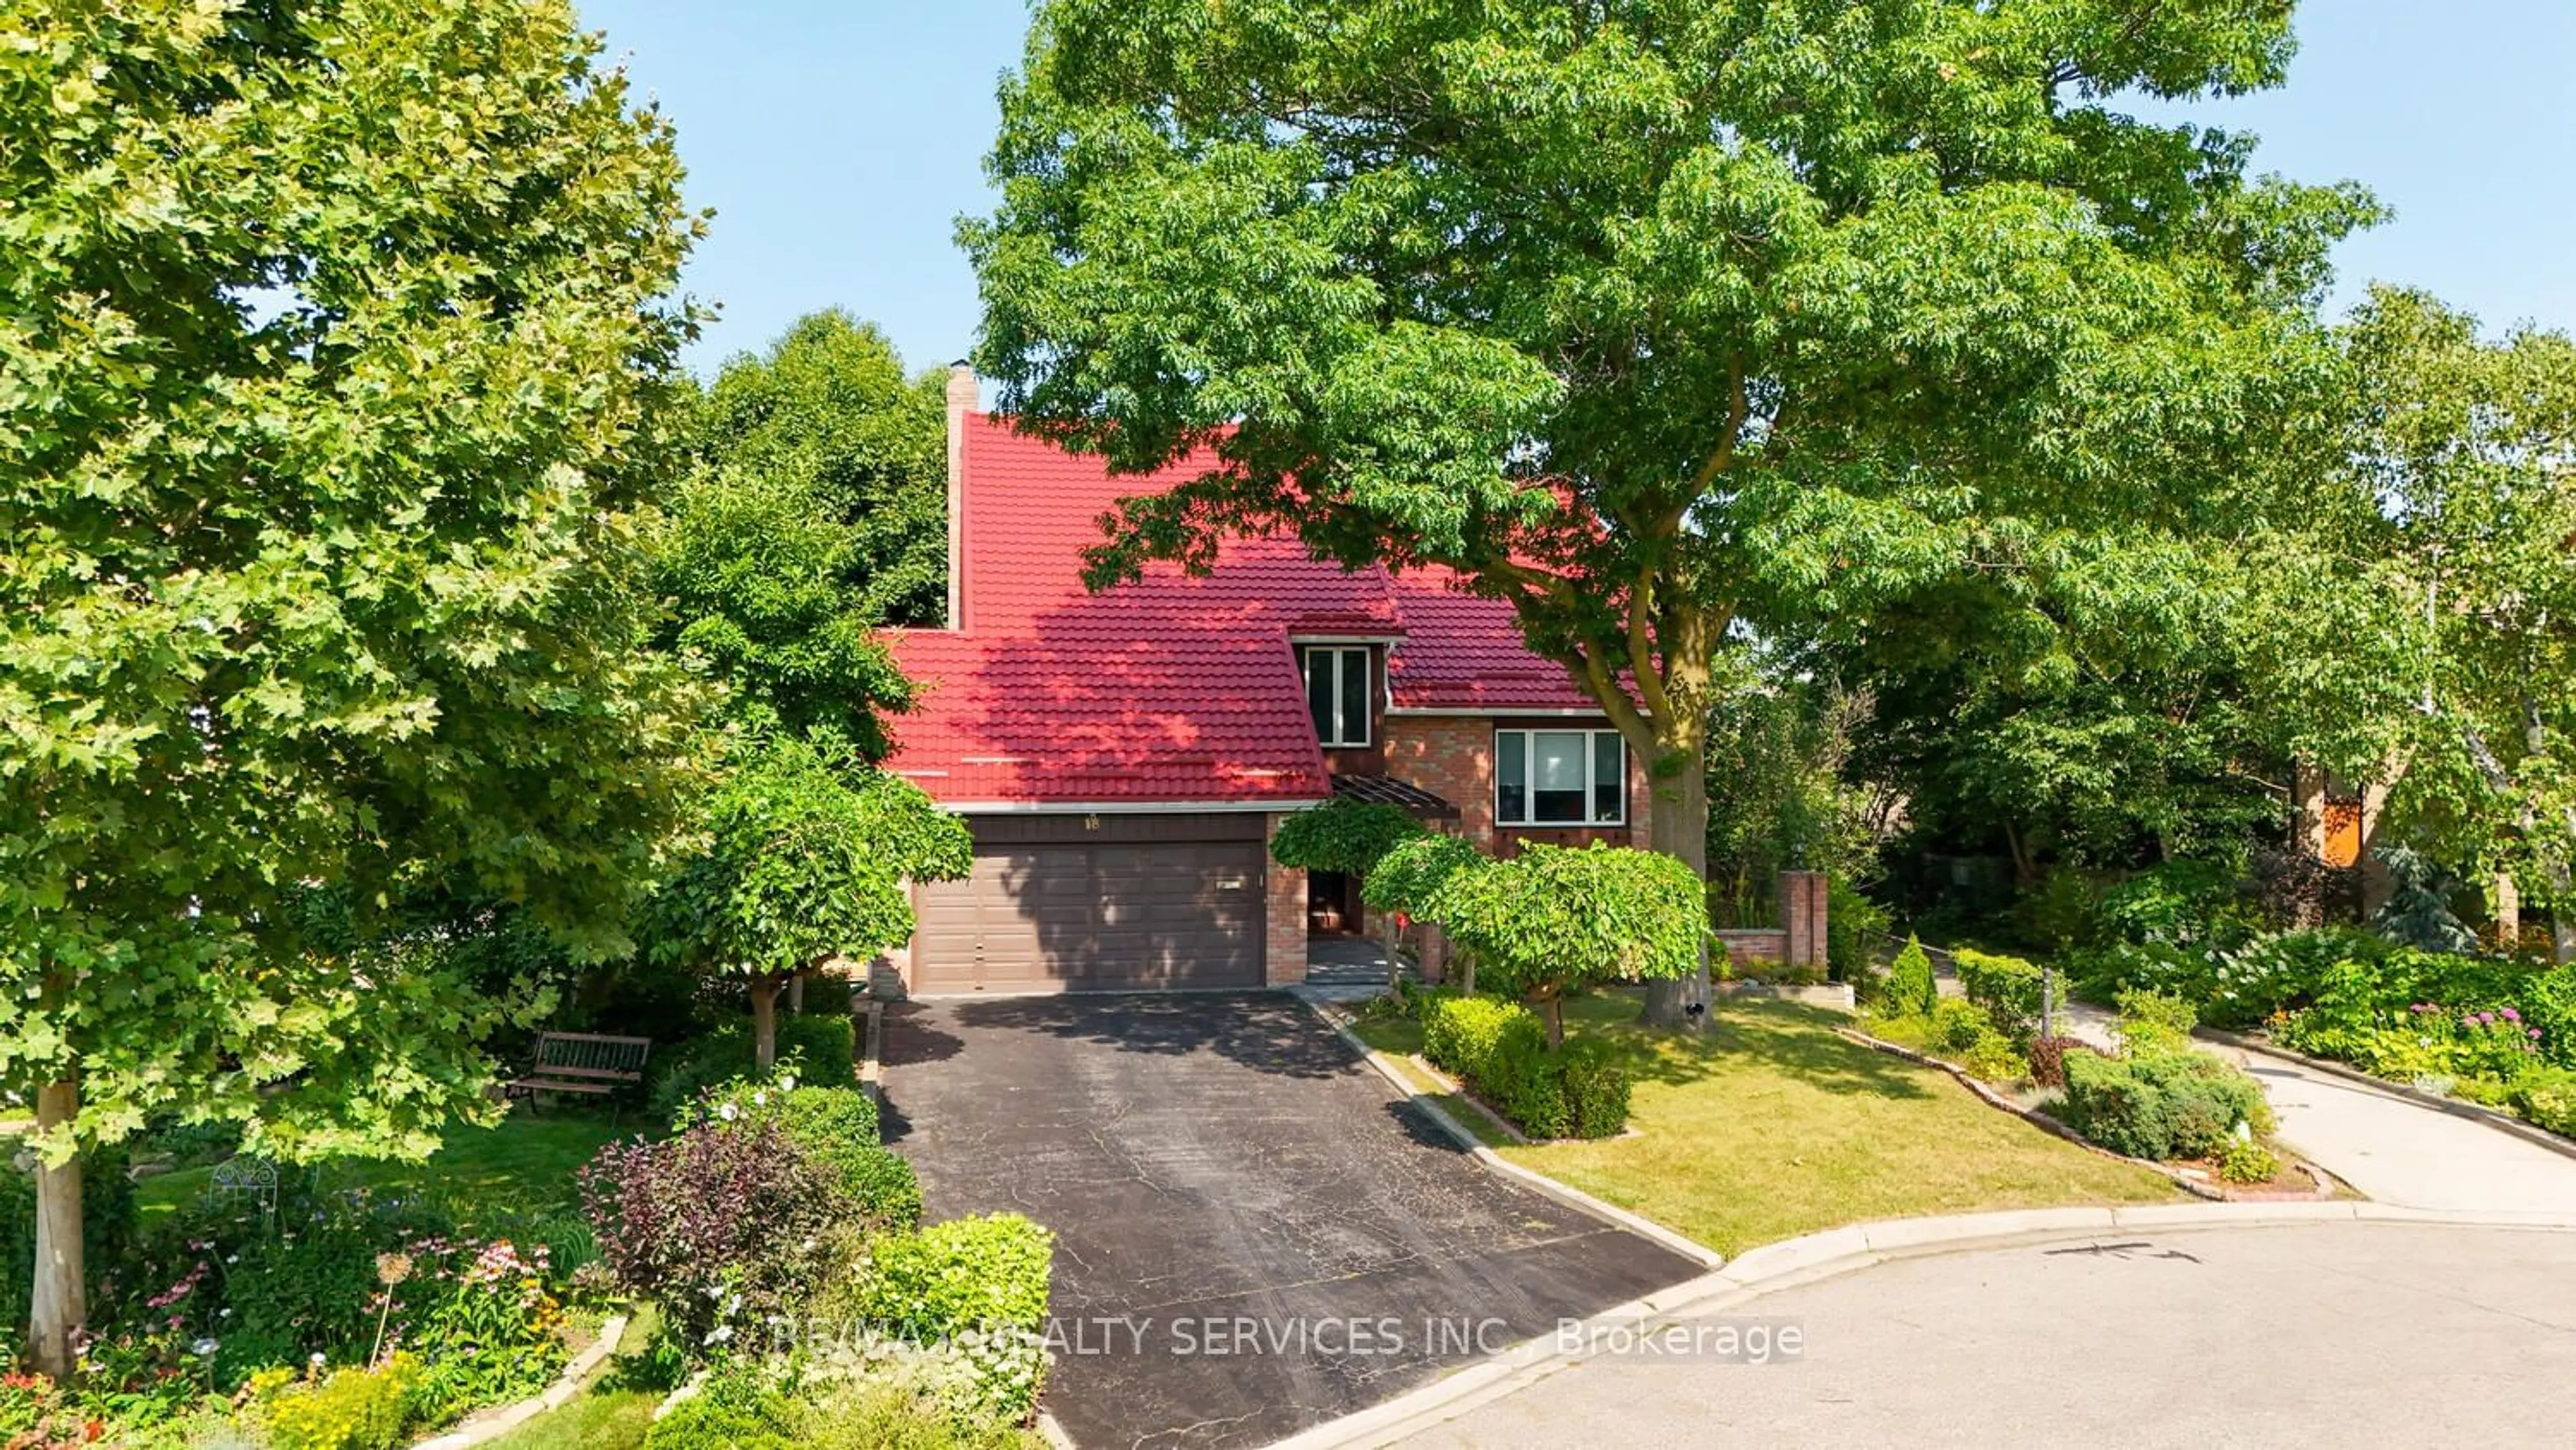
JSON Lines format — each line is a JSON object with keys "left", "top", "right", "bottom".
{"left": 1265, "top": 815, "right": 1308, "bottom": 987}
{"left": 1778, "top": 870, "right": 1828, "bottom": 970}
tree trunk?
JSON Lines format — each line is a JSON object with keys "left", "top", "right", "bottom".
{"left": 1457, "top": 941, "right": 1475, "bottom": 998}
{"left": 1381, "top": 909, "right": 1403, "bottom": 988}
{"left": 1643, "top": 741, "right": 1711, "bottom": 1028}
{"left": 2547, "top": 853, "right": 2576, "bottom": 966}
{"left": 30, "top": 1079, "right": 83, "bottom": 1382}
{"left": 749, "top": 978, "right": 780, "bottom": 1074}
{"left": 788, "top": 972, "right": 806, "bottom": 1015}
{"left": 1536, "top": 990, "right": 1564, "bottom": 1049}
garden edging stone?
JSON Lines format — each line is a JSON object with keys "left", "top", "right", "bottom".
{"left": 1837, "top": 1027, "right": 2337, "bottom": 1203}
{"left": 408, "top": 1311, "right": 629, "bottom": 1450}
{"left": 2196, "top": 1027, "right": 2576, "bottom": 1167}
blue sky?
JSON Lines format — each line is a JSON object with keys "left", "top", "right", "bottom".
{"left": 578, "top": 0, "right": 2576, "bottom": 377}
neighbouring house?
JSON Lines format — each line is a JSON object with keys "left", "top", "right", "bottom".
{"left": 881, "top": 366, "right": 1817, "bottom": 994}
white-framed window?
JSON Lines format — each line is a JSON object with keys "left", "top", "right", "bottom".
{"left": 1301, "top": 645, "right": 1373, "bottom": 747}
{"left": 1495, "top": 729, "right": 1625, "bottom": 826}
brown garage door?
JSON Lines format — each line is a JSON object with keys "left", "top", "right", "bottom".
{"left": 912, "top": 839, "right": 1265, "bottom": 992}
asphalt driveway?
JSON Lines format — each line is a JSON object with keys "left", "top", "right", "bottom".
{"left": 881, "top": 992, "right": 1701, "bottom": 1449}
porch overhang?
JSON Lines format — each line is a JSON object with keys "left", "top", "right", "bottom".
{"left": 1330, "top": 773, "right": 1461, "bottom": 821}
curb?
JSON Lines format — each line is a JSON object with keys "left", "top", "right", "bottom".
{"left": 410, "top": 1312, "right": 629, "bottom": 1450}
{"left": 1837, "top": 1028, "right": 2339, "bottom": 1205}
{"left": 1301, "top": 1000, "right": 1725, "bottom": 1272}
{"left": 1266, "top": 1202, "right": 2576, "bottom": 1449}
{"left": 2198, "top": 1027, "right": 2576, "bottom": 1167}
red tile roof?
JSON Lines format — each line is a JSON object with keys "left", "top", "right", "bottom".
{"left": 885, "top": 415, "right": 1605, "bottom": 807}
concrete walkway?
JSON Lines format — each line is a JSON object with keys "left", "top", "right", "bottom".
{"left": 2220, "top": 1041, "right": 2576, "bottom": 1213}
{"left": 1933, "top": 969, "right": 2576, "bottom": 1214}
{"left": 1388, "top": 1221, "right": 2576, "bottom": 1449}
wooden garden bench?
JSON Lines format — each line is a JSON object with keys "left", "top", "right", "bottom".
{"left": 507, "top": 1031, "right": 653, "bottom": 1112}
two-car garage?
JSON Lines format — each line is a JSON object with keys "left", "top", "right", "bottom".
{"left": 908, "top": 813, "right": 1269, "bottom": 993}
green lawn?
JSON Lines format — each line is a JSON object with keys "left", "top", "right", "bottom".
{"left": 481, "top": 1384, "right": 660, "bottom": 1450}
{"left": 136, "top": 1110, "right": 632, "bottom": 1226}
{"left": 1352, "top": 994, "right": 2178, "bottom": 1257}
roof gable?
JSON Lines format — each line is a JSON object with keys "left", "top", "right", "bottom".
{"left": 888, "top": 414, "right": 1604, "bottom": 806}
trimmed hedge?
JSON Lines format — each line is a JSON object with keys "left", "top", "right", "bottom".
{"left": 2059, "top": 1048, "right": 2273, "bottom": 1161}
{"left": 648, "top": 1008, "right": 858, "bottom": 1119}
{"left": 681, "top": 1080, "right": 922, "bottom": 1229}
{"left": 1422, "top": 995, "right": 1521, "bottom": 1078}
{"left": 860, "top": 1213, "right": 1053, "bottom": 1337}
{"left": 858, "top": 1214, "right": 1054, "bottom": 1424}
{"left": 1952, "top": 947, "right": 2044, "bottom": 1039}
{"left": 1420, "top": 996, "right": 1632, "bottom": 1139}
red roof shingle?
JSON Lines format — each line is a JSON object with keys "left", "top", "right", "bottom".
{"left": 885, "top": 415, "right": 1603, "bottom": 807}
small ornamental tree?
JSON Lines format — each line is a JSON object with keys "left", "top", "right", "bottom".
{"left": 1269, "top": 799, "right": 1427, "bottom": 970}
{"left": 653, "top": 737, "right": 971, "bottom": 1070}
{"left": 1361, "top": 833, "right": 1487, "bottom": 994}
{"left": 1443, "top": 843, "right": 1703, "bottom": 1045}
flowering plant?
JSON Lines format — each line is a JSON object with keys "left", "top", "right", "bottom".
{"left": 579, "top": 1119, "right": 854, "bottom": 1359}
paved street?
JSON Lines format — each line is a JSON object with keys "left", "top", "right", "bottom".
{"left": 1397, "top": 1221, "right": 2576, "bottom": 1448}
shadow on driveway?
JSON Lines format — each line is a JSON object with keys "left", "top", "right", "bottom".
{"left": 885, "top": 992, "right": 1703, "bottom": 1449}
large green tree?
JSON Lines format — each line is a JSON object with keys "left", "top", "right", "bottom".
{"left": 2269, "top": 289, "right": 2576, "bottom": 957}
{"left": 649, "top": 313, "right": 975, "bottom": 1066}
{"left": 688, "top": 310, "right": 951, "bottom": 628}
{"left": 1846, "top": 532, "right": 2286, "bottom": 878}
{"left": 965, "top": 0, "right": 2370, "bottom": 1023}
{"left": 0, "top": 0, "right": 702, "bottom": 1374}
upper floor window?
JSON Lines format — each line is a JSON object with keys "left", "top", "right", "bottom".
{"left": 1301, "top": 646, "right": 1372, "bottom": 748}
{"left": 1495, "top": 729, "right": 1624, "bottom": 826}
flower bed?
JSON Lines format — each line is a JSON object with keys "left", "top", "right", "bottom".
{"left": 0, "top": 1149, "right": 602, "bottom": 1450}
{"left": 2070, "top": 925, "right": 2576, "bottom": 1143}
{"left": 578, "top": 1073, "right": 1055, "bottom": 1447}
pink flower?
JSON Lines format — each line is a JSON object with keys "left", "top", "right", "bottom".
{"left": 2502, "top": 1008, "right": 2521, "bottom": 1023}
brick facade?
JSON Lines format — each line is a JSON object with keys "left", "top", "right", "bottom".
{"left": 1381, "top": 714, "right": 1650, "bottom": 855}
{"left": 1264, "top": 813, "right": 1308, "bottom": 986}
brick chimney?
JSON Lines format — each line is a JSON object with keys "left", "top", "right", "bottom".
{"left": 945, "top": 362, "right": 976, "bottom": 630}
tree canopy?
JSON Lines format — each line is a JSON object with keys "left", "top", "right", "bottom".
{"left": 1267, "top": 798, "right": 1426, "bottom": 877}
{"left": 0, "top": 0, "right": 702, "bottom": 1373}
{"left": 967, "top": 0, "right": 2373, "bottom": 1018}
{"left": 1443, "top": 843, "right": 1704, "bottom": 1044}
{"left": 2278, "top": 288, "right": 2576, "bottom": 954}
{"left": 649, "top": 737, "right": 971, "bottom": 1069}
{"left": 688, "top": 310, "right": 952, "bottom": 629}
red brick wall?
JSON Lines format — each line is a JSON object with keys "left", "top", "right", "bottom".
{"left": 1382, "top": 715, "right": 1650, "bottom": 854}
{"left": 1715, "top": 929, "right": 1787, "bottom": 966}
{"left": 1264, "top": 813, "right": 1307, "bottom": 986}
